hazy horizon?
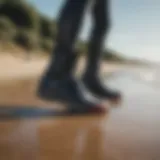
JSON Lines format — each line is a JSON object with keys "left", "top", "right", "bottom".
{"left": 27, "top": 0, "right": 160, "bottom": 63}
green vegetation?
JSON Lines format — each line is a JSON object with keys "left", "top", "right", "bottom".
{"left": 0, "top": 16, "right": 16, "bottom": 42}
{"left": 14, "top": 29, "right": 39, "bottom": 50}
{"left": 0, "top": 0, "right": 126, "bottom": 62}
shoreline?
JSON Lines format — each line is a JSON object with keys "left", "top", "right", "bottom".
{"left": 0, "top": 53, "right": 150, "bottom": 82}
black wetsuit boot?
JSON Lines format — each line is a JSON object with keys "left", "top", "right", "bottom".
{"left": 82, "top": 0, "right": 121, "bottom": 101}
{"left": 37, "top": 0, "right": 105, "bottom": 113}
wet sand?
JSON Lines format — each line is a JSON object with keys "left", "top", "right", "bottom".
{"left": 0, "top": 70, "right": 160, "bottom": 160}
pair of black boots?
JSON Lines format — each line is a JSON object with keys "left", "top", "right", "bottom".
{"left": 37, "top": 48, "right": 121, "bottom": 113}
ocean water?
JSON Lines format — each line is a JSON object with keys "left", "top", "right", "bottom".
{"left": 104, "top": 66, "right": 160, "bottom": 96}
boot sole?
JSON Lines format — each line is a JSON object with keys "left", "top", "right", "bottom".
{"left": 37, "top": 91, "right": 107, "bottom": 114}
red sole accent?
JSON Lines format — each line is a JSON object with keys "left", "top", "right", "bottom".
{"left": 88, "top": 105, "right": 106, "bottom": 114}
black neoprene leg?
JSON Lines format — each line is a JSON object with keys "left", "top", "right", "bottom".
{"left": 85, "top": 0, "right": 110, "bottom": 75}
{"left": 45, "top": 0, "right": 89, "bottom": 78}
{"left": 37, "top": 0, "right": 106, "bottom": 112}
{"left": 82, "top": 0, "right": 121, "bottom": 100}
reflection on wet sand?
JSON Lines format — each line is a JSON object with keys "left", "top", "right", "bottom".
{"left": 0, "top": 110, "right": 160, "bottom": 160}
{"left": 0, "top": 72, "right": 160, "bottom": 160}
{"left": 0, "top": 120, "right": 38, "bottom": 160}
{"left": 39, "top": 116, "right": 106, "bottom": 160}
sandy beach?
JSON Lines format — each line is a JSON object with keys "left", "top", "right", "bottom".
{"left": 0, "top": 53, "right": 141, "bottom": 81}
{"left": 0, "top": 53, "right": 160, "bottom": 160}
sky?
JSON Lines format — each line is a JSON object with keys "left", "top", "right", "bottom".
{"left": 27, "top": 0, "right": 160, "bottom": 62}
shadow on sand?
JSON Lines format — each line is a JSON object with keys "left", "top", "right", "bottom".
{"left": 0, "top": 105, "right": 102, "bottom": 120}
{"left": 0, "top": 105, "right": 82, "bottom": 120}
